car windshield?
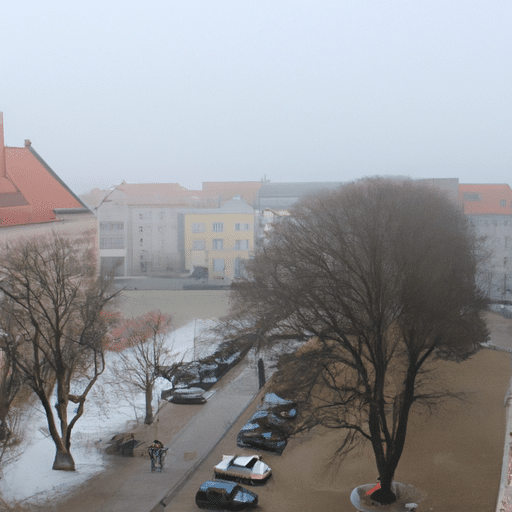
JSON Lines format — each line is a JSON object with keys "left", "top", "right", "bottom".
{"left": 233, "top": 490, "right": 252, "bottom": 503}
{"left": 240, "top": 422, "right": 259, "bottom": 431}
{"left": 233, "top": 456, "right": 257, "bottom": 468}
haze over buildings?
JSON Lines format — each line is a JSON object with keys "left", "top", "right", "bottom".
{"left": 1, "top": 1, "right": 511, "bottom": 194}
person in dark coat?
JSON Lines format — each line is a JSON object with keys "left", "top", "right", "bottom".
{"left": 148, "top": 440, "right": 165, "bottom": 472}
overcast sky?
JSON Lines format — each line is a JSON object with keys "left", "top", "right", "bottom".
{"left": 1, "top": 1, "right": 511, "bottom": 194}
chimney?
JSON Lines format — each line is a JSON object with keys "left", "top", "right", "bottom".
{"left": 0, "top": 112, "right": 6, "bottom": 178}
{"left": 24, "top": 139, "right": 31, "bottom": 148}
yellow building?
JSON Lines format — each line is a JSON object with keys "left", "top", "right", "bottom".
{"left": 184, "top": 196, "right": 255, "bottom": 279}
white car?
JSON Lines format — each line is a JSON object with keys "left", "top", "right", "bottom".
{"left": 213, "top": 455, "right": 272, "bottom": 485}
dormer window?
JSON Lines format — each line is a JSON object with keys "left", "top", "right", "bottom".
{"left": 463, "top": 192, "right": 480, "bottom": 201}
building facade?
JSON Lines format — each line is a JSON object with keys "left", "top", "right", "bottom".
{"left": 183, "top": 196, "right": 255, "bottom": 279}
{"left": 97, "top": 188, "right": 194, "bottom": 277}
{"left": 96, "top": 186, "right": 256, "bottom": 279}
{"left": 460, "top": 184, "right": 512, "bottom": 302}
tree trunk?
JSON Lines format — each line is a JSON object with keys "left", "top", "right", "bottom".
{"left": 144, "top": 382, "right": 154, "bottom": 425}
{"left": 370, "top": 475, "right": 396, "bottom": 505}
{"left": 52, "top": 447, "right": 75, "bottom": 471}
{"left": 367, "top": 403, "right": 398, "bottom": 504}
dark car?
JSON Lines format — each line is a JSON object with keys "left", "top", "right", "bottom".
{"left": 168, "top": 387, "right": 206, "bottom": 404}
{"left": 260, "top": 392, "right": 298, "bottom": 419}
{"left": 237, "top": 413, "right": 288, "bottom": 455}
{"left": 195, "top": 480, "right": 258, "bottom": 510}
{"left": 249, "top": 410, "right": 293, "bottom": 435}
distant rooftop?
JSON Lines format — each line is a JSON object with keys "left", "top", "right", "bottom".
{"left": 459, "top": 183, "right": 512, "bottom": 215}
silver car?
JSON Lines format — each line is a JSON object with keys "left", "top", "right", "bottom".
{"left": 213, "top": 455, "right": 272, "bottom": 485}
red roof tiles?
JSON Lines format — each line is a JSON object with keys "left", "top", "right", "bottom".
{"left": 459, "top": 184, "right": 512, "bottom": 216}
{"left": 0, "top": 113, "right": 88, "bottom": 227}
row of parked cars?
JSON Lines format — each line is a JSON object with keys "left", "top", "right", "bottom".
{"left": 195, "top": 393, "right": 297, "bottom": 510}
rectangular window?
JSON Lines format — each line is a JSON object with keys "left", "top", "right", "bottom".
{"left": 192, "top": 240, "right": 206, "bottom": 250}
{"left": 99, "top": 237, "right": 125, "bottom": 249}
{"left": 234, "top": 239, "right": 249, "bottom": 250}
{"left": 234, "top": 223, "right": 251, "bottom": 231}
{"left": 191, "top": 223, "right": 206, "bottom": 233}
{"left": 213, "top": 239, "right": 224, "bottom": 250}
{"left": 213, "top": 258, "right": 225, "bottom": 271}
{"left": 212, "top": 222, "right": 224, "bottom": 232}
{"left": 100, "top": 222, "right": 124, "bottom": 232}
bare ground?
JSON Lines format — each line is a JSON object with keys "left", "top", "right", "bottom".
{"left": 168, "top": 347, "right": 510, "bottom": 512}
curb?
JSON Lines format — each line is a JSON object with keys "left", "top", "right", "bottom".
{"left": 148, "top": 388, "right": 260, "bottom": 511}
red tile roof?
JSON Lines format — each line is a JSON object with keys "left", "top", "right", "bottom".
{"left": 117, "top": 182, "right": 188, "bottom": 196}
{"left": 0, "top": 113, "right": 89, "bottom": 227}
{"left": 459, "top": 184, "right": 512, "bottom": 215}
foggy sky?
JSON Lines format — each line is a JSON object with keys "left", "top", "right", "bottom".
{"left": 1, "top": 1, "right": 511, "bottom": 194}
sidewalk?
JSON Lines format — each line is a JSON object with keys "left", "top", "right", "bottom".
{"left": 53, "top": 358, "right": 261, "bottom": 512}
{"left": 127, "top": 363, "right": 259, "bottom": 512}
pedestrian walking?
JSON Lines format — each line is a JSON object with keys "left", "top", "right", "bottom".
{"left": 148, "top": 440, "right": 166, "bottom": 472}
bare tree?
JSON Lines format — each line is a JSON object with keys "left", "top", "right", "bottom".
{"left": 109, "top": 311, "right": 174, "bottom": 425}
{"left": 0, "top": 332, "right": 24, "bottom": 441}
{"left": 227, "top": 179, "right": 488, "bottom": 504}
{"left": 0, "top": 232, "right": 119, "bottom": 471}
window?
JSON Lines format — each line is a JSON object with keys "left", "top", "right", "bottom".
{"left": 213, "top": 258, "right": 225, "bottom": 271}
{"left": 100, "top": 222, "right": 124, "bottom": 232}
{"left": 140, "top": 238, "right": 143, "bottom": 246}
{"left": 234, "top": 223, "right": 251, "bottom": 231}
{"left": 213, "top": 239, "right": 223, "bottom": 250}
{"left": 234, "top": 239, "right": 249, "bottom": 250}
{"left": 192, "top": 240, "right": 206, "bottom": 250}
{"left": 212, "top": 222, "right": 224, "bottom": 232}
{"left": 191, "top": 223, "right": 206, "bottom": 233}
{"left": 234, "top": 257, "right": 246, "bottom": 277}
{"left": 99, "top": 237, "right": 125, "bottom": 249}
{"left": 159, "top": 211, "right": 165, "bottom": 220}
{"left": 139, "top": 226, "right": 143, "bottom": 233}
{"left": 463, "top": 192, "right": 481, "bottom": 201}
{"left": 501, "top": 200, "right": 507, "bottom": 208}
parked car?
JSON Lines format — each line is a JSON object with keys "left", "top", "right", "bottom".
{"left": 168, "top": 387, "right": 206, "bottom": 404}
{"left": 260, "top": 392, "right": 298, "bottom": 419}
{"left": 249, "top": 410, "right": 293, "bottom": 434}
{"left": 213, "top": 454, "right": 272, "bottom": 485}
{"left": 195, "top": 480, "right": 258, "bottom": 510}
{"left": 237, "top": 415, "right": 288, "bottom": 455}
